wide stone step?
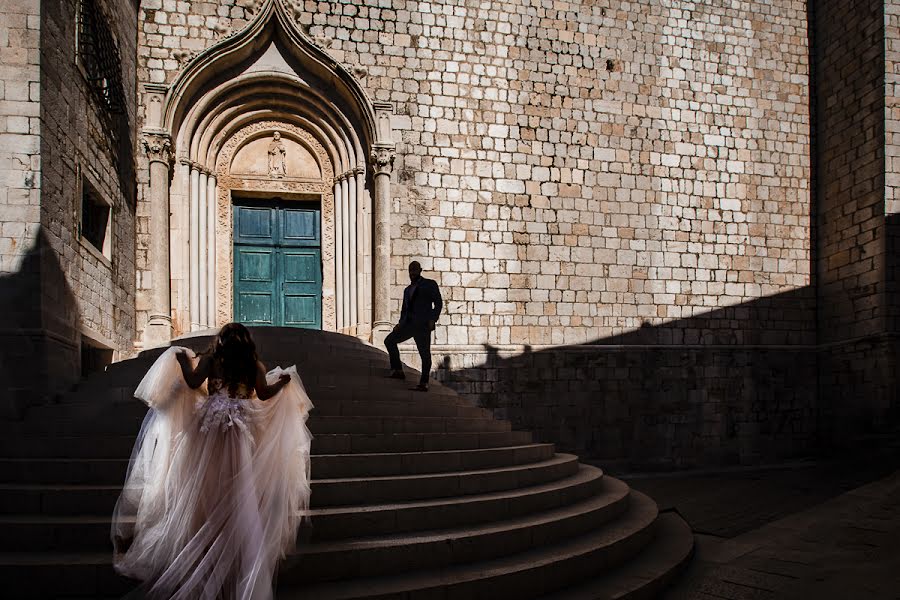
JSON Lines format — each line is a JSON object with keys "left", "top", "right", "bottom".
{"left": 539, "top": 512, "right": 694, "bottom": 600}
{"left": 0, "top": 454, "right": 578, "bottom": 515}
{"left": 0, "top": 444, "right": 556, "bottom": 484}
{"left": 0, "top": 553, "right": 130, "bottom": 599}
{"left": 312, "top": 443, "right": 555, "bottom": 478}
{"left": 284, "top": 479, "right": 634, "bottom": 584}
{"left": 312, "top": 454, "right": 580, "bottom": 507}
{"left": 0, "top": 465, "right": 607, "bottom": 552}
{"left": 60, "top": 379, "right": 461, "bottom": 407}
{"left": 1, "top": 414, "right": 510, "bottom": 436}
{"left": 0, "top": 430, "right": 533, "bottom": 458}
{"left": 312, "top": 430, "right": 534, "bottom": 454}
{"left": 308, "top": 464, "right": 607, "bottom": 540}
{"left": 0, "top": 496, "right": 669, "bottom": 599}
{"left": 279, "top": 491, "right": 659, "bottom": 598}
{"left": 25, "top": 398, "right": 491, "bottom": 424}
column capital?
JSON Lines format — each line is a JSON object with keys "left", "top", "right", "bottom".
{"left": 142, "top": 131, "right": 173, "bottom": 166}
{"left": 370, "top": 145, "right": 395, "bottom": 176}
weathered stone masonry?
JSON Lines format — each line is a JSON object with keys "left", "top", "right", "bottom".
{"left": 0, "top": 0, "right": 138, "bottom": 417}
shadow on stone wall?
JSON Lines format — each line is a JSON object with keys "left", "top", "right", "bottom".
{"left": 0, "top": 229, "right": 80, "bottom": 419}
{"left": 435, "top": 288, "right": 826, "bottom": 470}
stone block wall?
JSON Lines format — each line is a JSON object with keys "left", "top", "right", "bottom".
{"left": 403, "top": 288, "right": 818, "bottom": 466}
{"left": 0, "top": 0, "right": 41, "bottom": 275}
{"left": 813, "top": 0, "right": 899, "bottom": 440}
{"left": 417, "top": 343, "right": 817, "bottom": 469}
{"left": 0, "top": 0, "right": 44, "bottom": 417}
{"left": 814, "top": 0, "right": 885, "bottom": 343}
{"left": 39, "top": 0, "right": 138, "bottom": 359}
{"left": 1, "top": 0, "right": 138, "bottom": 417}
{"left": 134, "top": 0, "right": 813, "bottom": 349}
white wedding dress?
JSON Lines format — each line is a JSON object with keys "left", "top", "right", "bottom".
{"left": 111, "top": 347, "right": 313, "bottom": 599}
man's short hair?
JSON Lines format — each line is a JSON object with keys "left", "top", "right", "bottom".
{"left": 409, "top": 261, "right": 422, "bottom": 270}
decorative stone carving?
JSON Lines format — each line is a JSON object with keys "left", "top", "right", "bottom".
{"left": 215, "top": 120, "right": 336, "bottom": 330}
{"left": 371, "top": 146, "right": 395, "bottom": 175}
{"left": 212, "top": 22, "right": 231, "bottom": 38}
{"left": 267, "top": 131, "right": 287, "bottom": 178}
{"left": 172, "top": 49, "right": 192, "bottom": 64}
{"left": 314, "top": 33, "right": 334, "bottom": 49}
{"left": 143, "top": 133, "right": 172, "bottom": 165}
{"left": 353, "top": 65, "right": 368, "bottom": 79}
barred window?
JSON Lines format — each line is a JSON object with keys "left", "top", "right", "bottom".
{"left": 75, "top": 0, "right": 125, "bottom": 114}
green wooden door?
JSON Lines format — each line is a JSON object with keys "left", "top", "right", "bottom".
{"left": 233, "top": 201, "right": 322, "bottom": 328}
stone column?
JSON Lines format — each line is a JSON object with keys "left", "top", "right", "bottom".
{"left": 198, "top": 170, "right": 208, "bottom": 327}
{"left": 371, "top": 145, "right": 395, "bottom": 346}
{"left": 341, "top": 174, "right": 351, "bottom": 330}
{"left": 334, "top": 176, "right": 344, "bottom": 330}
{"left": 347, "top": 169, "right": 360, "bottom": 335}
{"left": 189, "top": 166, "right": 200, "bottom": 331}
{"left": 356, "top": 168, "right": 369, "bottom": 336}
{"left": 207, "top": 174, "right": 217, "bottom": 328}
{"left": 142, "top": 132, "right": 174, "bottom": 347}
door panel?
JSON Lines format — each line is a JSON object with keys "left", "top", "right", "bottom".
{"left": 282, "top": 248, "right": 322, "bottom": 328}
{"left": 234, "top": 246, "right": 277, "bottom": 326}
{"left": 233, "top": 202, "right": 321, "bottom": 329}
{"left": 235, "top": 206, "right": 275, "bottom": 246}
{"left": 281, "top": 207, "right": 319, "bottom": 247}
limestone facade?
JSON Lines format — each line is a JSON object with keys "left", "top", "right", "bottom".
{"left": 1, "top": 0, "right": 138, "bottom": 417}
{"left": 134, "top": 0, "right": 813, "bottom": 348}
{"left": 3, "top": 0, "right": 897, "bottom": 465}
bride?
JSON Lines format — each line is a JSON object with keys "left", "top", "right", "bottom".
{"left": 111, "top": 323, "right": 313, "bottom": 599}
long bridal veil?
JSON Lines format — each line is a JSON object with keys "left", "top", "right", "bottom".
{"left": 111, "top": 347, "right": 313, "bottom": 599}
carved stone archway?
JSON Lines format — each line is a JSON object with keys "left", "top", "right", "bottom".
{"left": 138, "top": 0, "right": 396, "bottom": 346}
{"left": 215, "top": 120, "right": 336, "bottom": 329}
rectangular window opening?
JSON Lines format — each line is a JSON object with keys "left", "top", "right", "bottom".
{"left": 80, "top": 175, "right": 112, "bottom": 260}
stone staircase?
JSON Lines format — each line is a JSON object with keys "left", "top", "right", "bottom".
{"left": 0, "top": 328, "right": 693, "bottom": 598}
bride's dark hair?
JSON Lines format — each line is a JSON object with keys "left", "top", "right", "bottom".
{"left": 208, "top": 322, "right": 258, "bottom": 395}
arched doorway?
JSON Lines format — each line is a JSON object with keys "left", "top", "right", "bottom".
{"left": 139, "top": 1, "right": 396, "bottom": 345}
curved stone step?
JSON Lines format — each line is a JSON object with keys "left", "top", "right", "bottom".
{"left": 538, "top": 512, "right": 694, "bottom": 600}
{"left": 313, "top": 430, "right": 534, "bottom": 454}
{"left": 0, "top": 552, "right": 130, "bottom": 599}
{"left": 284, "top": 479, "right": 636, "bottom": 584}
{"left": 312, "top": 454, "right": 580, "bottom": 507}
{"left": 0, "top": 454, "right": 579, "bottom": 514}
{"left": 0, "top": 444, "right": 556, "bottom": 484}
{"left": 0, "top": 465, "right": 608, "bottom": 552}
{"left": 1, "top": 414, "right": 511, "bottom": 436}
{"left": 308, "top": 464, "right": 608, "bottom": 540}
{"left": 24, "top": 398, "right": 493, "bottom": 424}
{"left": 312, "top": 443, "right": 555, "bottom": 478}
{"left": 0, "top": 430, "right": 534, "bottom": 458}
{"left": 279, "top": 491, "right": 660, "bottom": 598}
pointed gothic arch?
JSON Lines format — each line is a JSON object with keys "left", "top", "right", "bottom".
{"left": 140, "top": 0, "right": 395, "bottom": 346}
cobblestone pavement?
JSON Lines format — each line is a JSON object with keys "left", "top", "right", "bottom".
{"left": 622, "top": 459, "right": 900, "bottom": 599}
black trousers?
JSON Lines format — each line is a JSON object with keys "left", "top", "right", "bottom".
{"left": 384, "top": 323, "right": 432, "bottom": 386}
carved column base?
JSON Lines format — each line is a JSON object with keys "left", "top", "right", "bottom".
{"left": 143, "top": 315, "right": 173, "bottom": 348}
{"left": 371, "top": 321, "right": 393, "bottom": 348}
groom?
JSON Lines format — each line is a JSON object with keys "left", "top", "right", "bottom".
{"left": 384, "top": 261, "right": 443, "bottom": 391}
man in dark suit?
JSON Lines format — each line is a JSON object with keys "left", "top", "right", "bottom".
{"left": 384, "top": 261, "right": 443, "bottom": 391}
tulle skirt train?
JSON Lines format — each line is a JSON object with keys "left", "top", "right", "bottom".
{"left": 111, "top": 347, "right": 313, "bottom": 600}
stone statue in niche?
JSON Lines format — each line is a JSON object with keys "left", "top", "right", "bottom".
{"left": 268, "top": 131, "right": 287, "bottom": 178}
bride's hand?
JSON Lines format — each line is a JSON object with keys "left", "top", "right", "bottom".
{"left": 278, "top": 373, "right": 291, "bottom": 386}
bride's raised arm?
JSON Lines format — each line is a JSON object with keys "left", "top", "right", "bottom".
{"left": 255, "top": 361, "right": 290, "bottom": 400}
{"left": 175, "top": 350, "right": 211, "bottom": 389}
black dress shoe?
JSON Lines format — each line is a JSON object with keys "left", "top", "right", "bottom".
{"left": 410, "top": 384, "right": 428, "bottom": 392}
{"left": 385, "top": 370, "right": 406, "bottom": 380}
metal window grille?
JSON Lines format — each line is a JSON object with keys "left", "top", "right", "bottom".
{"left": 77, "top": 0, "right": 125, "bottom": 114}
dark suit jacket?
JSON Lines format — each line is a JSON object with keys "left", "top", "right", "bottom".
{"left": 399, "top": 277, "right": 443, "bottom": 328}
